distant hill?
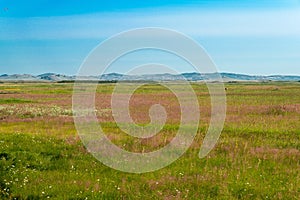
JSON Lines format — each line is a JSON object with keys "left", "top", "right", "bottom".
{"left": 0, "top": 74, "right": 39, "bottom": 81}
{"left": 0, "top": 72, "right": 299, "bottom": 82}
{"left": 37, "top": 73, "right": 75, "bottom": 81}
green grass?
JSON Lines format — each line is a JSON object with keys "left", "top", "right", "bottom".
{"left": 0, "top": 98, "right": 33, "bottom": 104}
{"left": 0, "top": 82, "right": 299, "bottom": 199}
{"left": 0, "top": 131, "right": 299, "bottom": 199}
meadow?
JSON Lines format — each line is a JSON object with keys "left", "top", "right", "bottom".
{"left": 0, "top": 82, "right": 299, "bottom": 199}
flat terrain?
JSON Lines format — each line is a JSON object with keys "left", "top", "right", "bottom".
{"left": 0, "top": 82, "right": 299, "bottom": 199}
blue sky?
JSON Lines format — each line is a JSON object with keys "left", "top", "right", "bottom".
{"left": 0, "top": 0, "right": 300, "bottom": 75}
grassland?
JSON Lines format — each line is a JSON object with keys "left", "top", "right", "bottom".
{"left": 0, "top": 82, "right": 299, "bottom": 199}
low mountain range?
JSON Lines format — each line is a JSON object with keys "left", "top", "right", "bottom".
{"left": 0, "top": 72, "right": 299, "bottom": 82}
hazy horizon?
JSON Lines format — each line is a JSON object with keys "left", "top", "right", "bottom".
{"left": 1, "top": 71, "right": 300, "bottom": 77}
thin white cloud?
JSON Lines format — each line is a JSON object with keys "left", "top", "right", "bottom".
{"left": 1, "top": 7, "right": 300, "bottom": 40}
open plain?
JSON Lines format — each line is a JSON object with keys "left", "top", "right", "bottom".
{"left": 0, "top": 82, "right": 299, "bottom": 199}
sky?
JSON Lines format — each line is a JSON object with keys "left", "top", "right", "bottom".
{"left": 0, "top": 0, "right": 300, "bottom": 75}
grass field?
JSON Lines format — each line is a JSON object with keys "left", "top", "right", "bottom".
{"left": 0, "top": 82, "right": 299, "bottom": 199}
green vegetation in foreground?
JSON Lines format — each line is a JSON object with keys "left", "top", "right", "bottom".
{"left": 0, "top": 98, "right": 33, "bottom": 104}
{"left": 0, "top": 128, "right": 299, "bottom": 199}
{"left": 0, "top": 82, "right": 299, "bottom": 199}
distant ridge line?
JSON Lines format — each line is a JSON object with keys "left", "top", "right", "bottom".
{"left": 0, "top": 72, "right": 300, "bottom": 82}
